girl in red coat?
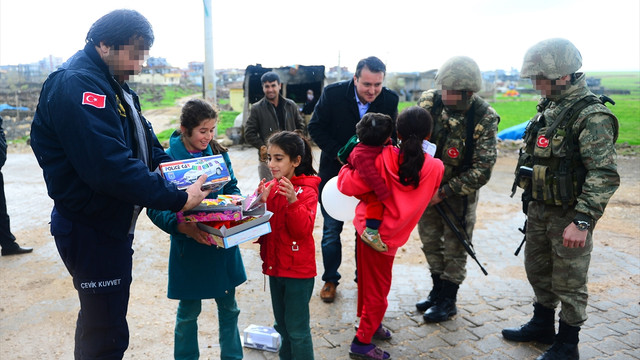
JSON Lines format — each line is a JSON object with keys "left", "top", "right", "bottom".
{"left": 338, "top": 107, "right": 444, "bottom": 360}
{"left": 255, "top": 131, "right": 320, "bottom": 360}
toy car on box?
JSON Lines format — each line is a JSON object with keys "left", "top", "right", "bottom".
{"left": 159, "top": 155, "right": 230, "bottom": 191}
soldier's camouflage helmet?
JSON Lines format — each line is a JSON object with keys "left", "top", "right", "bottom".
{"left": 521, "top": 38, "right": 582, "bottom": 79}
{"left": 435, "top": 56, "right": 482, "bottom": 92}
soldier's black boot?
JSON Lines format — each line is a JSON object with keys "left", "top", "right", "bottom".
{"left": 423, "top": 279, "right": 458, "bottom": 323}
{"left": 536, "top": 320, "right": 580, "bottom": 360}
{"left": 416, "top": 273, "right": 442, "bottom": 312}
{"left": 502, "top": 303, "right": 555, "bottom": 344}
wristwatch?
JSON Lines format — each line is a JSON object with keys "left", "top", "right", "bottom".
{"left": 572, "top": 219, "right": 590, "bottom": 231}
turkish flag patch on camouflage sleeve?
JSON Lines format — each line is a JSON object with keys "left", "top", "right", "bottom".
{"left": 82, "top": 92, "right": 106, "bottom": 109}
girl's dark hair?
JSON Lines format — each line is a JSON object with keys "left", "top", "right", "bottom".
{"left": 396, "top": 106, "right": 434, "bottom": 188}
{"left": 356, "top": 113, "right": 393, "bottom": 146}
{"left": 267, "top": 131, "right": 317, "bottom": 176}
{"left": 179, "top": 99, "right": 227, "bottom": 154}
{"left": 86, "top": 9, "right": 154, "bottom": 49}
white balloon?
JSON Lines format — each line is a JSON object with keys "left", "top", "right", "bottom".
{"left": 321, "top": 176, "right": 359, "bottom": 222}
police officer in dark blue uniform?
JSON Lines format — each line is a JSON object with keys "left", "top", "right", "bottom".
{"left": 30, "top": 10, "right": 211, "bottom": 359}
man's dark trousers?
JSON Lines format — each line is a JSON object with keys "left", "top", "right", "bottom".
{"left": 51, "top": 207, "right": 133, "bottom": 360}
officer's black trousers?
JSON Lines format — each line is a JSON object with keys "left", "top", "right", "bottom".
{"left": 51, "top": 207, "right": 133, "bottom": 360}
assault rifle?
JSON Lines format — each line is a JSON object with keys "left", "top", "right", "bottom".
{"left": 514, "top": 220, "right": 527, "bottom": 256}
{"left": 512, "top": 166, "right": 533, "bottom": 256}
{"left": 434, "top": 202, "right": 488, "bottom": 276}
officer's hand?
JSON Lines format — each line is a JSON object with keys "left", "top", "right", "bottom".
{"left": 181, "top": 175, "right": 212, "bottom": 212}
{"left": 429, "top": 191, "right": 444, "bottom": 206}
{"left": 259, "top": 145, "right": 268, "bottom": 162}
{"left": 562, "top": 222, "right": 587, "bottom": 248}
{"left": 177, "top": 222, "right": 212, "bottom": 246}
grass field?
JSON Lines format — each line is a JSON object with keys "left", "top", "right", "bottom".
{"left": 138, "top": 86, "right": 198, "bottom": 110}
{"left": 146, "top": 72, "right": 638, "bottom": 145}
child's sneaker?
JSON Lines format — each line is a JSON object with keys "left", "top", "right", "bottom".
{"left": 349, "top": 342, "right": 391, "bottom": 360}
{"left": 361, "top": 229, "right": 388, "bottom": 252}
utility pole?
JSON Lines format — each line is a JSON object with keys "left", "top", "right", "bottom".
{"left": 203, "top": 0, "right": 216, "bottom": 105}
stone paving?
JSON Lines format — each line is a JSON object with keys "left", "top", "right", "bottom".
{"left": 230, "top": 146, "right": 640, "bottom": 360}
{"left": 3, "top": 144, "right": 638, "bottom": 359}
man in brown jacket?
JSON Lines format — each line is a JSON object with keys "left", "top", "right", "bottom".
{"left": 244, "top": 71, "right": 305, "bottom": 181}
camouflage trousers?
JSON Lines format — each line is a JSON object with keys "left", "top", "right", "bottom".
{"left": 417, "top": 192, "right": 478, "bottom": 285}
{"left": 525, "top": 201, "right": 592, "bottom": 327}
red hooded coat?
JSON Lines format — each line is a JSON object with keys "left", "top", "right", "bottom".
{"left": 338, "top": 146, "right": 444, "bottom": 256}
{"left": 258, "top": 174, "right": 321, "bottom": 278}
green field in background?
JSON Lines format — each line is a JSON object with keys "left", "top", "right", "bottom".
{"left": 138, "top": 87, "right": 197, "bottom": 110}
{"left": 145, "top": 71, "right": 638, "bottom": 145}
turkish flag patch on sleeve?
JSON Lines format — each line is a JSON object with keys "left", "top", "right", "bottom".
{"left": 82, "top": 92, "right": 106, "bottom": 109}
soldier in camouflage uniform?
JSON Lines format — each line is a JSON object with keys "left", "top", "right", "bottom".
{"left": 502, "top": 38, "right": 620, "bottom": 360}
{"left": 415, "top": 56, "right": 499, "bottom": 323}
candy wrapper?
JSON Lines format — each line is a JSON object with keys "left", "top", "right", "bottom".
{"left": 178, "top": 195, "right": 244, "bottom": 223}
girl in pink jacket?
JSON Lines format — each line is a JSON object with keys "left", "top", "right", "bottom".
{"left": 256, "top": 131, "right": 320, "bottom": 360}
{"left": 338, "top": 106, "right": 444, "bottom": 360}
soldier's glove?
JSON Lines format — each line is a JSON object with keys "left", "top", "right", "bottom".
{"left": 259, "top": 145, "right": 268, "bottom": 162}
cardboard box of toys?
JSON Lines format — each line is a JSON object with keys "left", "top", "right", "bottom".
{"left": 196, "top": 204, "right": 272, "bottom": 248}
{"left": 242, "top": 324, "right": 281, "bottom": 352}
{"left": 159, "top": 154, "right": 230, "bottom": 191}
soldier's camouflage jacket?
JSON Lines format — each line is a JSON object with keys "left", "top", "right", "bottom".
{"left": 417, "top": 89, "right": 500, "bottom": 197}
{"left": 517, "top": 74, "right": 620, "bottom": 224}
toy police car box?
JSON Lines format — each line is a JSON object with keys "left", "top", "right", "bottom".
{"left": 159, "top": 155, "right": 230, "bottom": 191}
{"left": 242, "top": 324, "right": 281, "bottom": 352}
{"left": 197, "top": 204, "right": 273, "bottom": 248}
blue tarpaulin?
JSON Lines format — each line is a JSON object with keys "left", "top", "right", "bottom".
{"left": 0, "top": 104, "right": 30, "bottom": 112}
{"left": 497, "top": 121, "right": 529, "bottom": 140}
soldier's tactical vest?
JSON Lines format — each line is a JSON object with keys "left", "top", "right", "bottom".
{"left": 515, "top": 94, "right": 618, "bottom": 210}
{"left": 430, "top": 91, "right": 491, "bottom": 182}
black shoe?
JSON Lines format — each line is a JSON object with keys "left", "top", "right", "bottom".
{"left": 423, "top": 297, "right": 457, "bottom": 322}
{"left": 1, "top": 244, "right": 33, "bottom": 256}
{"left": 536, "top": 320, "right": 580, "bottom": 359}
{"left": 416, "top": 274, "right": 442, "bottom": 312}
{"left": 536, "top": 342, "right": 579, "bottom": 360}
{"left": 423, "top": 279, "right": 459, "bottom": 323}
{"left": 502, "top": 303, "right": 555, "bottom": 344}
{"left": 416, "top": 294, "right": 437, "bottom": 313}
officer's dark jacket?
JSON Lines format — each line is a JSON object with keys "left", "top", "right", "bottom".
{"left": 31, "top": 43, "right": 187, "bottom": 238}
{"left": 308, "top": 79, "right": 398, "bottom": 188}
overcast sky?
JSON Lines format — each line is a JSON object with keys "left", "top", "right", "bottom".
{"left": 1, "top": 0, "right": 639, "bottom": 73}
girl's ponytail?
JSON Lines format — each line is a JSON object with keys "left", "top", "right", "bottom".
{"left": 296, "top": 134, "right": 317, "bottom": 176}
{"left": 396, "top": 106, "right": 434, "bottom": 188}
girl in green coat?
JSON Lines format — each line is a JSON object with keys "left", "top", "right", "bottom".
{"left": 147, "top": 99, "right": 246, "bottom": 360}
